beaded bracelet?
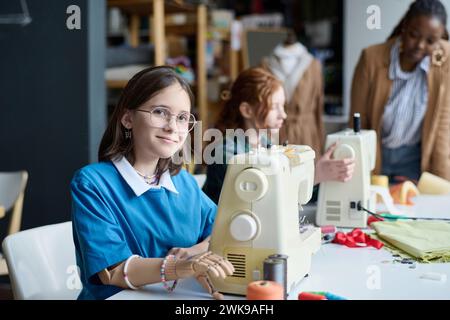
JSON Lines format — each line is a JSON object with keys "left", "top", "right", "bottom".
{"left": 123, "top": 254, "right": 141, "bottom": 290}
{"left": 161, "top": 255, "right": 178, "bottom": 293}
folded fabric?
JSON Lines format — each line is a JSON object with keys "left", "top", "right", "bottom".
{"left": 372, "top": 220, "right": 450, "bottom": 262}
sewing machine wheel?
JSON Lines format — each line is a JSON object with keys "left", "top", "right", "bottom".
{"left": 229, "top": 212, "right": 260, "bottom": 241}
{"left": 333, "top": 144, "right": 355, "bottom": 160}
{"left": 234, "top": 168, "right": 268, "bottom": 202}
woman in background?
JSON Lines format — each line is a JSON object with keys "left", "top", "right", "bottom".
{"left": 351, "top": 0, "right": 450, "bottom": 182}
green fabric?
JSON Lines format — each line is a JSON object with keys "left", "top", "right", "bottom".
{"left": 371, "top": 234, "right": 420, "bottom": 262}
{"left": 372, "top": 220, "right": 450, "bottom": 263}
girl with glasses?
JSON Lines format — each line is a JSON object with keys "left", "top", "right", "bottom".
{"left": 70, "top": 66, "right": 233, "bottom": 300}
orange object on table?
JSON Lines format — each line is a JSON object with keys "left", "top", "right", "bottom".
{"left": 389, "top": 181, "right": 419, "bottom": 206}
{"left": 246, "top": 281, "right": 284, "bottom": 300}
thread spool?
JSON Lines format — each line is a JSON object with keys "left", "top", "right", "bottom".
{"left": 247, "top": 281, "right": 284, "bottom": 300}
{"left": 353, "top": 113, "right": 361, "bottom": 133}
{"left": 267, "top": 254, "right": 288, "bottom": 299}
{"left": 263, "top": 257, "right": 287, "bottom": 299}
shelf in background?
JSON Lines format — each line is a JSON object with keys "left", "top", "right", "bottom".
{"left": 107, "top": 0, "right": 196, "bottom": 15}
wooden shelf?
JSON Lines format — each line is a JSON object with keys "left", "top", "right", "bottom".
{"left": 165, "top": 24, "right": 197, "bottom": 36}
{"left": 107, "top": 0, "right": 196, "bottom": 14}
{"left": 106, "top": 0, "right": 208, "bottom": 132}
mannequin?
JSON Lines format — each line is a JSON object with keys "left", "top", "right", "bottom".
{"left": 263, "top": 30, "right": 325, "bottom": 157}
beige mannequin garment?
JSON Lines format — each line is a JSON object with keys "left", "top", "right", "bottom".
{"left": 263, "top": 43, "right": 325, "bottom": 157}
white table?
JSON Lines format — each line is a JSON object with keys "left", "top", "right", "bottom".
{"left": 109, "top": 277, "right": 244, "bottom": 300}
{"left": 110, "top": 195, "right": 450, "bottom": 300}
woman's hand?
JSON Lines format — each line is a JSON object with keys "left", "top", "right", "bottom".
{"left": 315, "top": 142, "right": 356, "bottom": 185}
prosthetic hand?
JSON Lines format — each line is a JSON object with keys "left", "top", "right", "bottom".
{"left": 165, "top": 251, "right": 234, "bottom": 280}
{"left": 165, "top": 251, "right": 234, "bottom": 300}
{"left": 196, "top": 273, "right": 224, "bottom": 300}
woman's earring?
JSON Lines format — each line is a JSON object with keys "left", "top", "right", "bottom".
{"left": 125, "top": 129, "right": 132, "bottom": 139}
{"left": 432, "top": 46, "right": 445, "bottom": 66}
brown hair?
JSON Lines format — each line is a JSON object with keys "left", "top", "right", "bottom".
{"left": 98, "top": 66, "right": 194, "bottom": 178}
{"left": 215, "top": 67, "right": 283, "bottom": 134}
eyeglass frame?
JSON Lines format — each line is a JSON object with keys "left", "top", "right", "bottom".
{"left": 135, "top": 105, "right": 197, "bottom": 133}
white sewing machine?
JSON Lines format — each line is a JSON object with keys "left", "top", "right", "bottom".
{"left": 209, "top": 145, "right": 321, "bottom": 296}
{"left": 316, "top": 123, "right": 377, "bottom": 228}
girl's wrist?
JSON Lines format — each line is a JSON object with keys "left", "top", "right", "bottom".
{"left": 161, "top": 255, "right": 178, "bottom": 292}
{"left": 162, "top": 255, "right": 178, "bottom": 281}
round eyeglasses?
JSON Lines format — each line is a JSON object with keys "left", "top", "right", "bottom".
{"left": 136, "top": 106, "right": 197, "bottom": 133}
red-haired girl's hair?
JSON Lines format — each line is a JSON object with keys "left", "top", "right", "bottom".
{"left": 215, "top": 67, "right": 283, "bottom": 133}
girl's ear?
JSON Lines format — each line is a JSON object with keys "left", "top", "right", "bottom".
{"left": 121, "top": 110, "right": 133, "bottom": 129}
{"left": 239, "top": 102, "right": 254, "bottom": 120}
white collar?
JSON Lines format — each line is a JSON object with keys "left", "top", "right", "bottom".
{"left": 112, "top": 156, "right": 179, "bottom": 197}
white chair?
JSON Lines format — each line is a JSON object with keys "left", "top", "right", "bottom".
{"left": 0, "top": 171, "right": 28, "bottom": 275}
{"left": 2, "top": 221, "right": 82, "bottom": 300}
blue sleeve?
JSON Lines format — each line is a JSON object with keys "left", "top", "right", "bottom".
{"left": 199, "top": 189, "right": 217, "bottom": 242}
{"left": 71, "top": 178, "right": 132, "bottom": 283}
